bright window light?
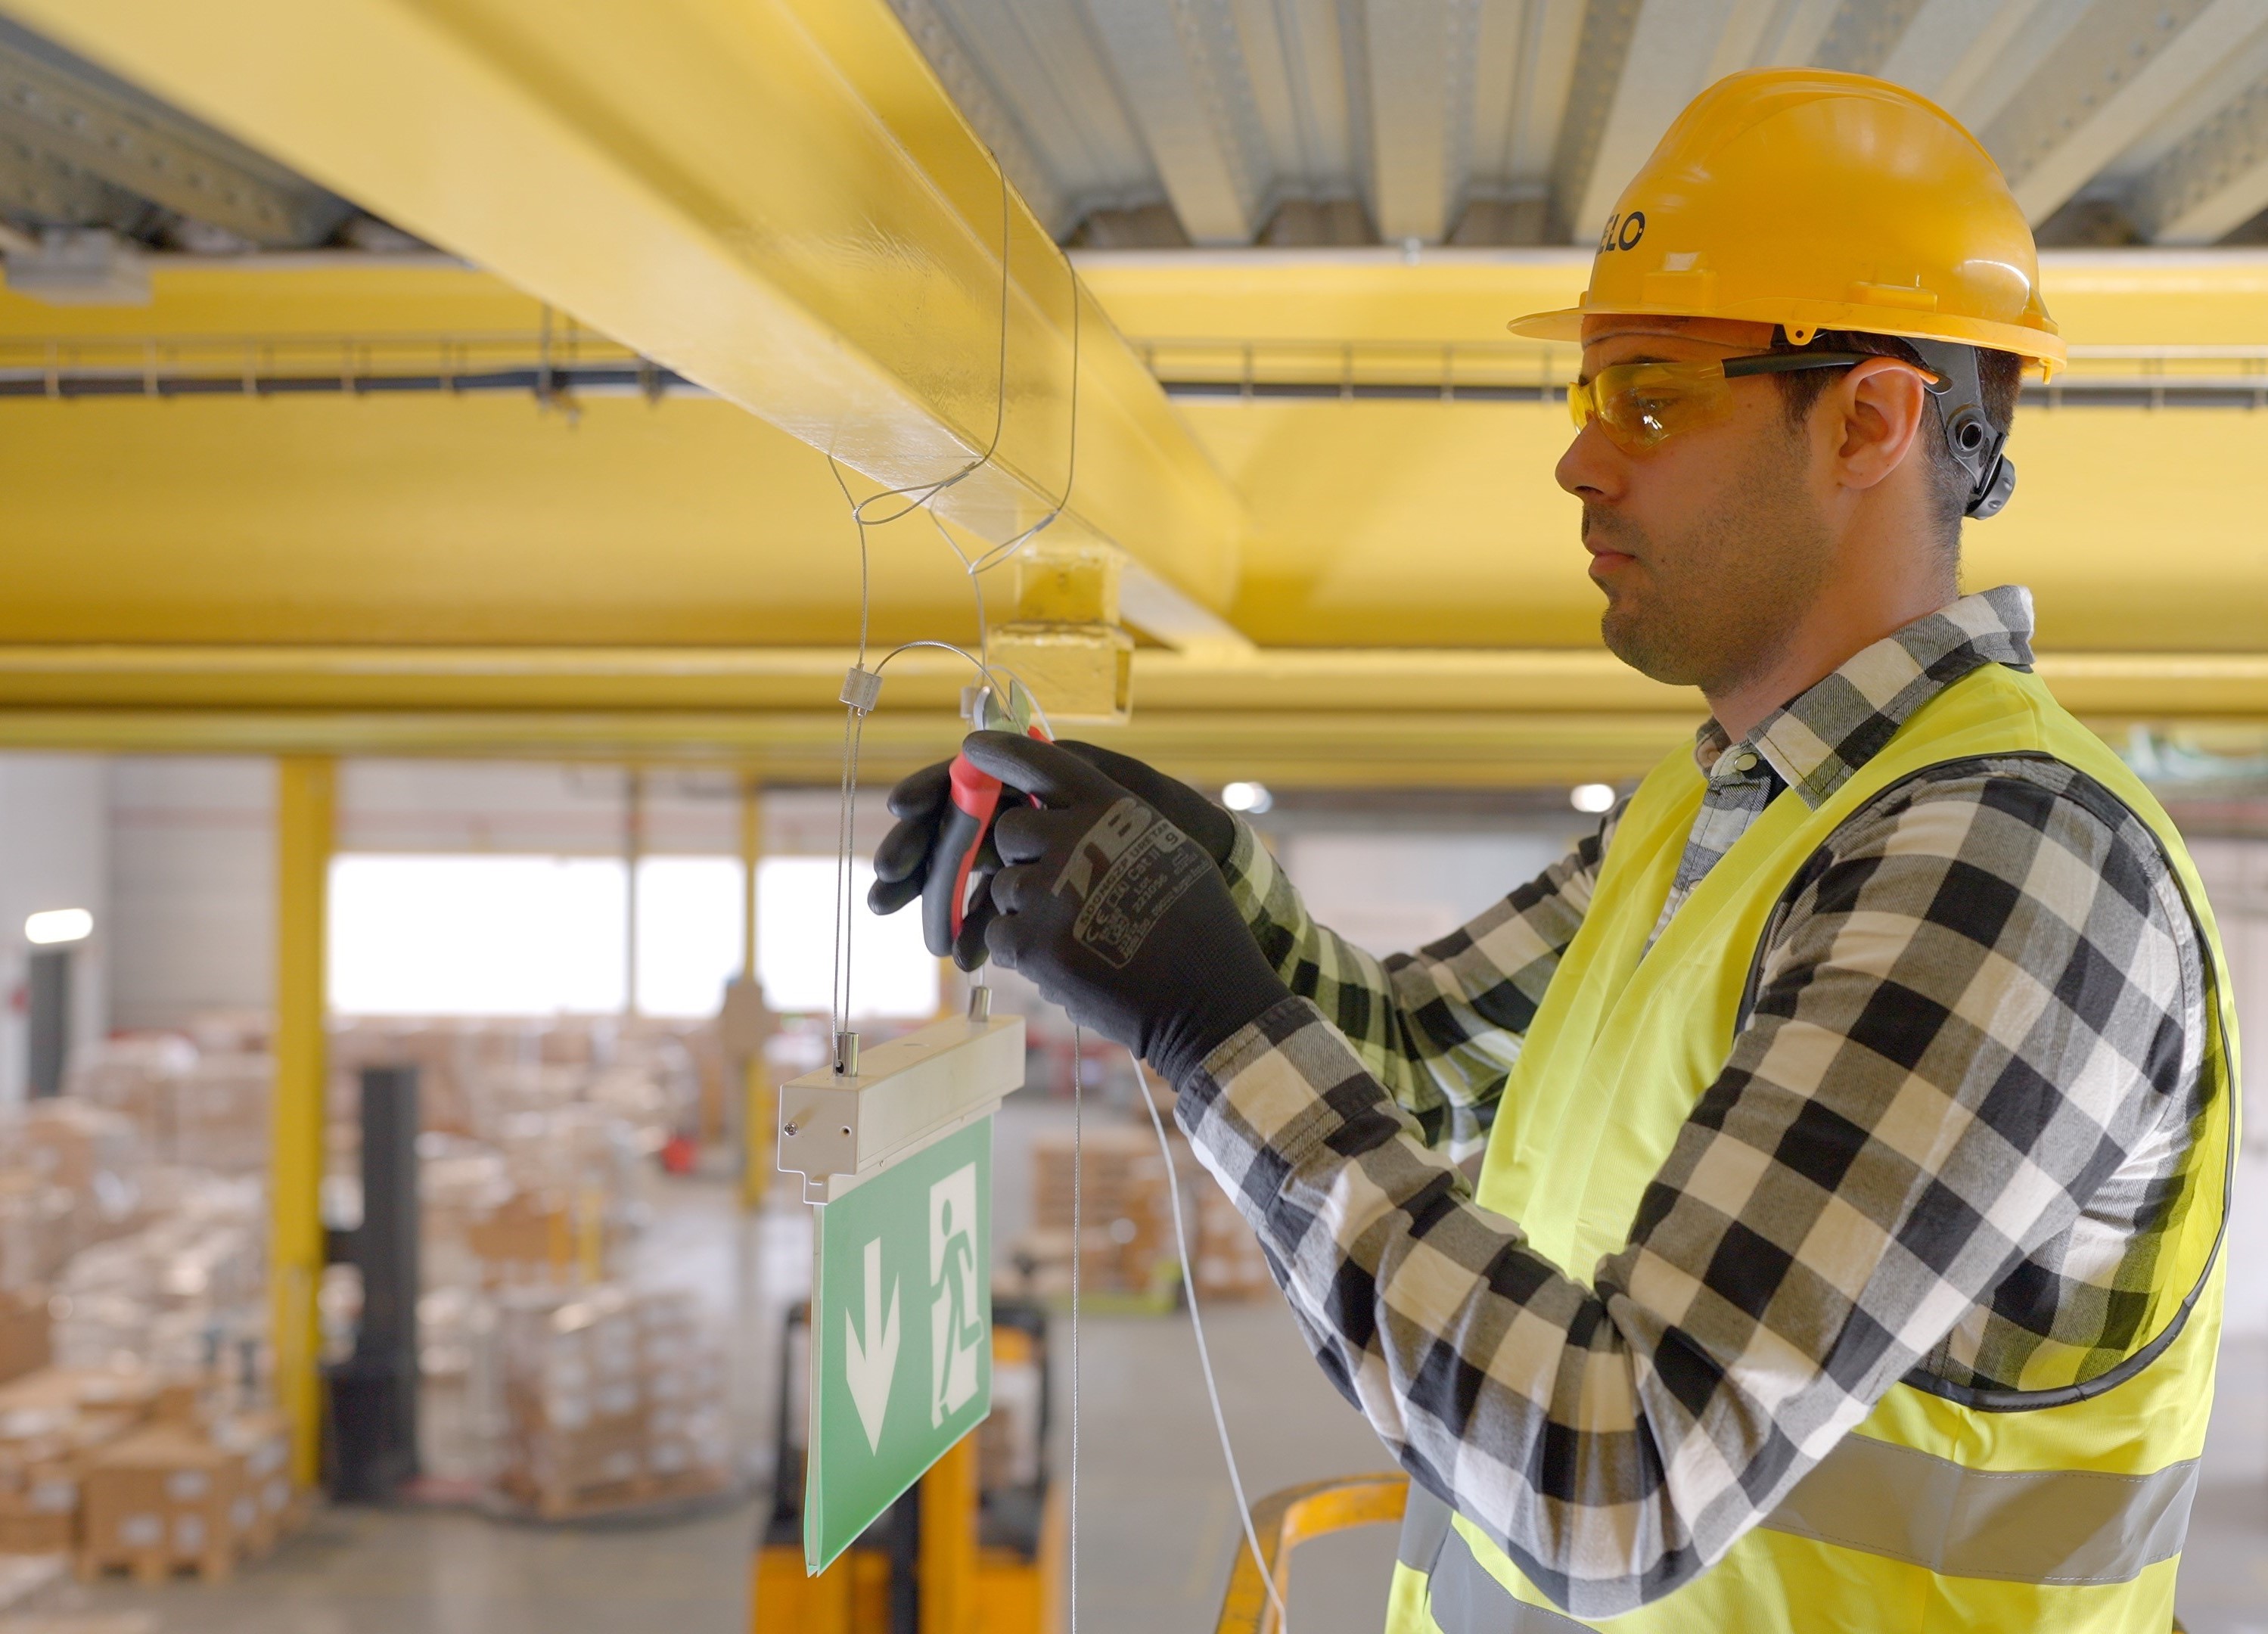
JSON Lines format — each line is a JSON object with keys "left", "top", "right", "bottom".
{"left": 23, "top": 908, "right": 92, "bottom": 946}
{"left": 1220, "top": 780, "right": 1273, "bottom": 814}
{"left": 328, "top": 853, "right": 939, "bottom": 1020}
{"left": 757, "top": 857, "right": 938, "bottom": 1019}
{"left": 329, "top": 855, "right": 628, "bottom": 1015}
{"left": 1571, "top": 783, "right": 1617, "bottom": 815}
{"left": 634, "top": 856, "right": 744, "bottom": 1019}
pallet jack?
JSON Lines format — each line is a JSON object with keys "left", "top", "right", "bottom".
{"left": 752, "top": 1298, "right": 1062, "bottom": 1632}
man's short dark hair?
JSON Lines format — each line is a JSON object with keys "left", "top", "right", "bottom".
{"left": 1767, "top": 328, "right": 2022, "bottom": 550}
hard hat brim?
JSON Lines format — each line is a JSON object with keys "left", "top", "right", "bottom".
{"left": 1506, "top": 306, "right": 1583, "bottom": 342}
{"left": 1508, "top": 300, "right": 2065, "bottom": 375}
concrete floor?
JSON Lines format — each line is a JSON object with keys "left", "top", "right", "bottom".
{"left": 52, "top": 1500, "right": 759, "bottom": 1634}
{"left": 2182, "top": 1337, "right": 2268, "bottom": 1634}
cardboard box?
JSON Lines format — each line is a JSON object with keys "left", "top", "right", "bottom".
{"left": 79, "top": 1426, "right": 243, "bottom": 1577}
{"left": 11, "top": 1105, "right": 137, "bottom": 1199}
{"left": 0, "top": 1179, "right": 73, "bottom": 1292}
{"left": 208, "top": 1412, "right": 293, "bottom": 1553}
{"left": 492, "top": 1285, "right": 732, "bottom": 1518}
{"left": 1194, "top": 1187, "right": 1275, "bottom": 1300}
{"left": 172, "top": 1057, "right": 270, "bottom": 1174}
{"left": 0, "top": 1290, "right": 51, "bottom": 1387}
{"left": 468, "top": 1194, "right": 575, "bottom": 1286}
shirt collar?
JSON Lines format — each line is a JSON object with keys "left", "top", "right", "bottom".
{"left": 1693, "top": 584, "right": 2036, "bottom": 809}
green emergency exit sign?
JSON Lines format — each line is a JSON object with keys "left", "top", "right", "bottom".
{"left": 805, "top": 1115, "right": 993, "bottom": 1573}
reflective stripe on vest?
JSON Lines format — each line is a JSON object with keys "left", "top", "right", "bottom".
{"left": 1434, "top": 1528, "right": 1590, "bottom": 1632}
{"left": 1398, "top": 1427, "right": 2198, "bottom": 1608}
{"left": 1399, "top": 1492, "right": 1591, "bottom": 1632}
{"left": 1760, "top": 1434, "right": 2198, "bottom": 1586}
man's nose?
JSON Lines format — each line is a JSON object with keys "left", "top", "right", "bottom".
{"left": 1555, "top": 421, "right": 1624, "bottom": 503}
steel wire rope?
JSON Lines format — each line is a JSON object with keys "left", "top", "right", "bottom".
{"left": 821, "top": 176, "right": 1084, "bottom": 1052}
{"left": 1133, "top": 1046, "right": 1290, "bottom": 1630}
{"left": 809, "top": 144, "right": 1098, "bottom": 1625}
{"left": 924, "top": 230, "right": 1083, "bottom": 676}
{"left": 837, "top": 157, "right": 1017, "bottom": 534}
{"left": 820, "top": 149, "right": 1017, "bottom": 1056}
{"left": 1070, "top": 1024, "right": 1085, "bottom": 1634}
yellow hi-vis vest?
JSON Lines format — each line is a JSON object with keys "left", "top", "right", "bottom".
{"left": 1387, "top": 661, "right": 2235, "bottom": 1634}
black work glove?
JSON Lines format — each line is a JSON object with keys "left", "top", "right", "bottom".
{"left": 869, "top": 744, "right": 1240, "bottom": 971}
{"left": 968, "top": 732, "right": 1291, "bottom": 1089}
{"left": 868, "top": 760, "right": 1017, "bottom": 969}
{"left": 1041, "top": 741, "right": 1237, "bottom": 866}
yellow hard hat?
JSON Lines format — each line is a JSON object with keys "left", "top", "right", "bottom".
{"left": 1511, "top": 68, "right": 2064, "bottom": 375}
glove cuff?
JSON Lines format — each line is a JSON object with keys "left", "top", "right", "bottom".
{"left": 1147, "top": 956, "right": 1291, "bottom": 1089}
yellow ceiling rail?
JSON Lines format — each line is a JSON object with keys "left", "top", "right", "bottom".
{"left": 2, "top": 647, "right": 2262, "bottom": 787}
{"left": 0, "top": 0, "right": 1244, "bottom": 628}
{"left": 0, "top": 707, "right": 1707, "bottom": 787}
{"left": 11, "top": 643, "right": 2268, "bottom": 719}
{"left": 2, "top": 706, "right": 2248, "bottom": 791}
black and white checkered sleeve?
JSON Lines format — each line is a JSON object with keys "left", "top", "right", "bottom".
{"left": 1219, "top": 813, "right": 1612, "bottom": 1159}
{"left": 1179, "top": 760, "right": 2206, "bottom": 1617}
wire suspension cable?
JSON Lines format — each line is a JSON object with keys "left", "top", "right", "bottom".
{"left": 809, "top": 144, "right": 1097, "bottom": 1624}
{"left": 1069, "top": 1025, "right": 1085, "bottom": 1633}
{"left": 1136, "top": 1048, "right": 1289, "bottom": 1630}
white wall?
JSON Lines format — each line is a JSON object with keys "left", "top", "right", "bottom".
{"left": 0, "top": 753, "right": 110, "bottom": 1104}
{"left": 336, "top": 760, "right": 893, "bottom": 857}
{"left": 2182, "top": 838, "right": 2268, "bottom": 1336}
{"left": 107, "top": 758, "right": 274, "bottom": 1032}
{"left": 1280, "top": 828, "right": 1580, "bottom": 956}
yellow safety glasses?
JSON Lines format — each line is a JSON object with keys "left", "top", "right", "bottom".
{"left": 1567, "top": 351, "right": 1874, "bottom": 452}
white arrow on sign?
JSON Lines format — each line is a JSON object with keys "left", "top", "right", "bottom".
{"left": 843, "top": 1235, "right": 900, "bottom": 1454}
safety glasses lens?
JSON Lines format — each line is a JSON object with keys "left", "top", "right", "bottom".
{"left": 1566, "top": 362, "right": 1735, "bottom": 451}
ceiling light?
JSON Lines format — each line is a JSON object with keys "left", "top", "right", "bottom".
{"left": 1220, "top": 781, "right": 1273, "bottom": 815}
{"left": 1570, "top": 784, "right": 1617, "bottom": 815}
{"left": 24, "top": 909, "right": 92, "bottom": 946}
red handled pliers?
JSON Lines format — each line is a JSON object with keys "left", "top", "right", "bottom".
{"left": 923, "top": 681, "right": 1050, "bottom": 960}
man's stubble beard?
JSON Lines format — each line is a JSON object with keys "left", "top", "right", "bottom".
{"left": 1591, "top": 439, "right": 1835, "bottom": 697}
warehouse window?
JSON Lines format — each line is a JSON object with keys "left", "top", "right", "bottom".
{"left": 328, "top": 853, "right": 937, "bottom": 1019}
{"left": 745, "top": 856, "right": 937, "bottom": 1020}
{"left": 329, "top": 854, "right": 629, "bottom": 1014}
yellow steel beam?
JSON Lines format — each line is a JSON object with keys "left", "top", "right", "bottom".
{"left": 2, "top": 0, "right": 1242, "bottom": 622}
{"left": 271, "top": 756, "right": 333, "bottom": 1489}
{"left": 10, "top": 644, "right": 2268, "bottom": 719}
{"left": 0, "top": 701, "right": 2254, "bottom": 789}
{"left": 0, "top": 707, "right": 1703, "bottom": 785}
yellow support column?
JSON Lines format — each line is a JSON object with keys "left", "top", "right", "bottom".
{"left": 918, "top": 1431, "right": 979, "bottom": 1634}
{"left": 738, "top": 776, "right": 772, "bottom": 1208}
{"left": 271, "top": 756, "right": 334, "bottom": 1489}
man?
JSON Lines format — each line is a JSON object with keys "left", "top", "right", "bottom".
{"left": 874, "top": 70, "right": 2233, "bottom": 1631}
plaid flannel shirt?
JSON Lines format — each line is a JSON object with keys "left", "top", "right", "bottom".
{"left": 1178, "top": 586, "right": 2212, "bottom": 1614}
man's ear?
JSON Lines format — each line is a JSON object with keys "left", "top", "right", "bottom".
{"left": 1834, "top": 359, "right": 1931, "bottom": 493}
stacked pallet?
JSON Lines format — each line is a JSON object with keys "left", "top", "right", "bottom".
{"left": 0, "top": 1359, "right": 305, "bottom": 1581}
{"left": 1009, "top": 1126, "right": 1175, "bottom": 1303}
{"left": 76, "top": 1409, "right": 299, "bottom": 1586}
{"left": 1191, "top": 1185, "right": 1276, "bottom": 1301}
{"left": 0, "top": 1366, "right": 155, "bottom": 1555}
{"left": 492, "top": 1285, "right": 729, "bottom": 1519}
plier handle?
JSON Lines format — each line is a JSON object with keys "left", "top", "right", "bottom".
{"left": 922, "top": 680, "right": 1049, "bottom": 959}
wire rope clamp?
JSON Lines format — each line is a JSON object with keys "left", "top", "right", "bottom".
{"left": 840, "top": 665, "right": 883, "bottom": 713}
{"left": 777, "top": 1011, "right": 1025, "bottom": 1204}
